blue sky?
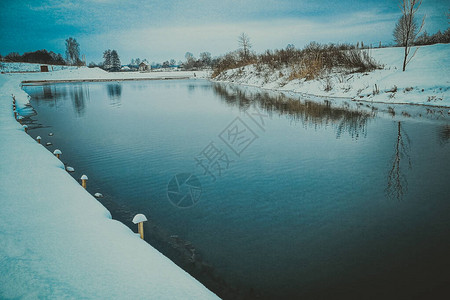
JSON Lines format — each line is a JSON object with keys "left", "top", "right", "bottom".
{"left": 0, "top": 0, "right": 448, "bottom": 64}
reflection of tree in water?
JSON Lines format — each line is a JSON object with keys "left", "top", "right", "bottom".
{"left": 43, "top": 85, "right": 53, "bottom": 99}
{"left": 386, "top": 122, "right": 411, "bottom": 201}
{"left": 438, "top": 125, "right": 450, "bottom": 145}
{"left": 71, "top": 85, "right": 89, "bottom": 116}
{"left": 107, "top": 84, "right": 122, "bottom": 105}
{"left": 213, "top": 83, "right": 374, "bottom": 139}
{"left": 188, "top": 83, "right": 212, "bottom": 92}
{"left": 26, "top": 84, "right": 67, "bottom": 103}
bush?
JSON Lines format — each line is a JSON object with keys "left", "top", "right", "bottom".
{"left": 213, "top": 42, "right": 381, "bottom": 80}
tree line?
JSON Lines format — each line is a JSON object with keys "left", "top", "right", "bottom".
{"left": 0, "top": 37, "right": 84, "bottom": 66}
{"left": 0, "top": 49, "right": 66, "bottom": 65}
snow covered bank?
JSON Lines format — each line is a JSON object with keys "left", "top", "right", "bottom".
{"left": 1, "top": 62, "right": 79, "bottom": 73}
{"left": 213, "top": 44, "right": 450, "bottom": 107}
{"left": 0, "top": 68, "right": 218, "bottom": 299}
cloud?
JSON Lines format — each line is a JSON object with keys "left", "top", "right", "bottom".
{"left": 27, "top": 0, "right": 80, "bottom": 12}
{"left": 81, "top": 10, "right": 398, "bottom": 63}
{"left": 1, "top": 0, "right": 447, "bottom": 61}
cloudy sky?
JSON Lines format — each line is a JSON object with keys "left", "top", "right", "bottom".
{"left": 0, "top": 0, "right": 448, "bottom": 64}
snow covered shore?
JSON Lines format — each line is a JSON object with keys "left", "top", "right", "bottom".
{"left": 0, "top": 68, "right": 218, "bottom": 299}
{"left": 213, "top": 44, "right": 450, "bottom": 107}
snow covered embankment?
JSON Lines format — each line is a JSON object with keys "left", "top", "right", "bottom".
{"left": 213, "top": 44, "right": 450, "bottom": 107}
{"left": 0, "top": 62, "right": 79, "bottom": 73}
{"left": 0, "top": 68, "right": 218, "bottom": 299}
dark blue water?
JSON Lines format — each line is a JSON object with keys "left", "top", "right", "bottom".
{"left": 24, "top": 80, "right": 450, "bottom": 299}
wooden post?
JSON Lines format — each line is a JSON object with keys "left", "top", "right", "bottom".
{"left": 14, "top": 111, "right": 17, "bottom": 118}
{"left": 132, "top": 214, "right": 148, "bottom": 240}
{"left": 81, "top": 175, "right": 88, "bottom": 189}
{"left": 36, "top": 136, "right": 41, "bottom": 144}
{"left": 53, "top": 149, "right": 62, "bottom": 159}
{"left": 23, "top": 125, "right": 28, "bottom": 133}
{"left": 138, "top": 222, "right": 144, "bottom": 239}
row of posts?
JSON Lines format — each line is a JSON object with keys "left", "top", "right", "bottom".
{"left": 12, "top": 94, "right": 147, "bottom": 239}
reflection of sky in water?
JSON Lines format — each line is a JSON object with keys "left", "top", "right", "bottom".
{"left": 24, "top": 80, "right": 450, "bottom": 299}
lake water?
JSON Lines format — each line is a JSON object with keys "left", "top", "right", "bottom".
{"left": 23, "top": 80, "right": 450, "bottom": 299}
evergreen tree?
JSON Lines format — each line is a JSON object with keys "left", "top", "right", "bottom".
{"left": 110, "top": 50, "right": 121, "bottom": 71}
{"left": 103, "top": 49, "right": 112, "bottom": 71}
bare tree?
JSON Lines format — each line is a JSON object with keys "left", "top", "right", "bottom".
{"left": 65, "top": 37, "right": 80, "bottom": 66}
{"left": 200, "top": 52, "right": 212, "bottom": 67}
{"left": 238, "top": 33, "right": 252, "bottom": 61}
{"left": 394, "top": 15, "right": 417, "bottom": 46}
{"left": 184, "top": 52, "right": 196, "bottom": 69}
{"left": 386, "top": 122, "right": 412, "bottom": 201}
{"left": 394, "top": 0, "right": 425, "bottom": 71}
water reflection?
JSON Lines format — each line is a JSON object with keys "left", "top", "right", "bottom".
{"left": 43, "top": 85, "right": 53, "bottom": 99}
{"left": 70, "top": 85, "right": 90, "bottom": 116}
{"left": 213, "top": 83, "right": 375, "bottom": 139}
{"left": 386, "top": 122, "right": 412, "bottom": 201}
{"left": 106, "top": 83, "right": 122, "bottom": 106}
{"left": 188, "top": 83, "right": 212, "bottom": 92}
{"left": 438, "top": 125, "right": 450, "bottom": 145}
{"left": 23, "top": 80, "right": 450, "bottom": 300}
{"left": 24, "top": 84, "right": 67, "bottom": 102}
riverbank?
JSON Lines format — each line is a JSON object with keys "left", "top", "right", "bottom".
{"left": 212, "top": 43, "right": 450, "bottom": 108}
{"left": 0, "top": 68, "right": 218, "bottom": 299}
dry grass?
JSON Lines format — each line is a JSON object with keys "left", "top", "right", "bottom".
{"left": 213, "top": 42, "right": 381, "bottom": 81}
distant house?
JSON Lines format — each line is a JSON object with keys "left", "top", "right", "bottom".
{"left": 139, "top": 62, "right": 149, "bottom": 72}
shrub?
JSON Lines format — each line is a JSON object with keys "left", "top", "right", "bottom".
{"left": 212, "top": 42, "right": 381, "bottom": 80}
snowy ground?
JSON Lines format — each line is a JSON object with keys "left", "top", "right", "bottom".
{"left": 0, "top": 67, "right": 218, "bottom": 299}
{"left": 213, "top": 44, "right": 450, "bottom": 107}
{"left": 0, "top": 61, "right": 79, "bottom": 73}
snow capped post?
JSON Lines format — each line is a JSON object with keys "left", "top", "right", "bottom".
{"left": 17, "top": 115, "right": 23, "bottom": 124}
{"left": 81, "top": 175, "right": 88, "bottom": 189}
{"left": 53, "top": 149, "right": 62, "bottom": 159}
{"left": 132, "top": 214, "right": 147, "bottom": 240}
{"left": 36, "top": 136, "right": 41, "bottom": 144}
{"left": 13, "top": 110, "right": 17, "bottom": 118}
{"left": 22, "top": 125, "right": 28, "bottom": 133}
